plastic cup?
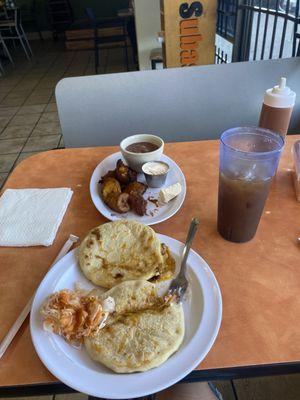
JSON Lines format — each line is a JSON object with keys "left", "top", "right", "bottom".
{"left": 217, "top": 127, "right": 284, "bottom": 243}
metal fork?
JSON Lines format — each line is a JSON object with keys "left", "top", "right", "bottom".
{"left": 168, "top": 218, "right": 199, "bottom": 301}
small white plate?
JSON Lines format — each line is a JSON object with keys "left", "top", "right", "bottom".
{"left": 30, "top": 234, "right": 222, "bottom": 399}
{"left": 89, "top": 152, "right": 186, "bottom": 225}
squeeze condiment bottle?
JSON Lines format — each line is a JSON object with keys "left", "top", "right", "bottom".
{"left": 259, "top": 77, "right": 296, "bottom": 138}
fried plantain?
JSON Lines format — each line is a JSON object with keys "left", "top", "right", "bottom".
{"left": 115, "top": 159, "right": 137, "bottom": 184}
{"left": 99, "top": 170, "right": 116, "bottom": 184}
{"left": 106, "top": 192, "right": 130, "bottom": 213}
{"left": 101, "top": 178, "right": 121, "bottom": 203}
{"left": 123, "top": 181, "right": 148, "bottom": 196}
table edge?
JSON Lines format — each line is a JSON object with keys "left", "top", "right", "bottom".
{"left": 1, "top": 361, "right": 299, "bottom": 396}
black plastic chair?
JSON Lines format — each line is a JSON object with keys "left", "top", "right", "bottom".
{"left": 85, "top": 7, "right": 129, "bottom": 74}
{"left": 21, "top": 0, "right": 43, "bottom": 41}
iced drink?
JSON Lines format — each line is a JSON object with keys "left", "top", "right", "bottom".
{"left": 218, "top": 172, "right": 272, "bottom": 242}
{"left": 217, "top": 127, "right": 284, "bottom": 243}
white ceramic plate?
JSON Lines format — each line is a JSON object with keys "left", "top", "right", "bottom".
{"left": 89, "top": 152, "right": 186, "bottom": 225}
{"left": 30, "top": 234, "right": 222, "bottom": 399}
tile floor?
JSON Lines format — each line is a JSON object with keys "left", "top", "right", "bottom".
{"left": 0, "top": 39, "right": 135, "bottom": 189}
{"left": 0, "top": 40, "right": 300, "bottom": 400}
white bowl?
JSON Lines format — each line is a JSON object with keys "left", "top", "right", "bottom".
{"left": 120, "top": 134, "right": 164, "bottom": 172}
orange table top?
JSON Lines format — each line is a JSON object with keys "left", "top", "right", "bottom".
{"left": 0, "top": 137, "right": 300, "bottom": 387}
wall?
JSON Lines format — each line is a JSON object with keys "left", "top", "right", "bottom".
{"left": 134, "top": 0, "right": 161, "bottom": 70}
{"left": 15, "top": 0, "right": 128, "bottom": 31}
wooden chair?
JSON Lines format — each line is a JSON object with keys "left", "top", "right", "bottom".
{"left": 85, "top": 7, "right": 129, "bottom": 74}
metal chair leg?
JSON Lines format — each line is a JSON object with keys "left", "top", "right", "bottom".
{"left": 15, "top": 27, "right": 30, "bottom": 60}
{"left": 95, "top": 42, "right": 99, "bottom": 74}
{"left": 0, "top": 36, "right": 14, "bottom": 66}
{"left": 123, "top": 19, "right": 129, "bottom": 72}
{"left": 38, "top": 29, "right": 43, "bottom": 41}
{"left": 124, "top": 40, "right": 129, "bottom": 71}
{"left": 20, "top": 24, "right": 33, "bottom": 56}
{"left": 9, "top": 27, "right": 17, "bottom": 49}
{"left": 0, "top": 60, "right": 4, "bottom": 75}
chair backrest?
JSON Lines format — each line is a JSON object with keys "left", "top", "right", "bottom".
{"left": 56, "top": 57, "right": 300, "bottom": 147}
{"left": 14, "top": 8, "right": 20, "bottom": 26}
{"left": 0, "top": 7, "right": 18, "bottom": 26}
{"left": 85, "top": 7, "right": 96, "bottom": 27}
{"left": 85, "top": 8, "right": 124, "bottom": 30}
{"left": 1, "top": 6, "right": 12, "bottom": 21}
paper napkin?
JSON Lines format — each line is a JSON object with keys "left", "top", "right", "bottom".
{"left": 0, "top": 188, "right": 73, "bottom": 247}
